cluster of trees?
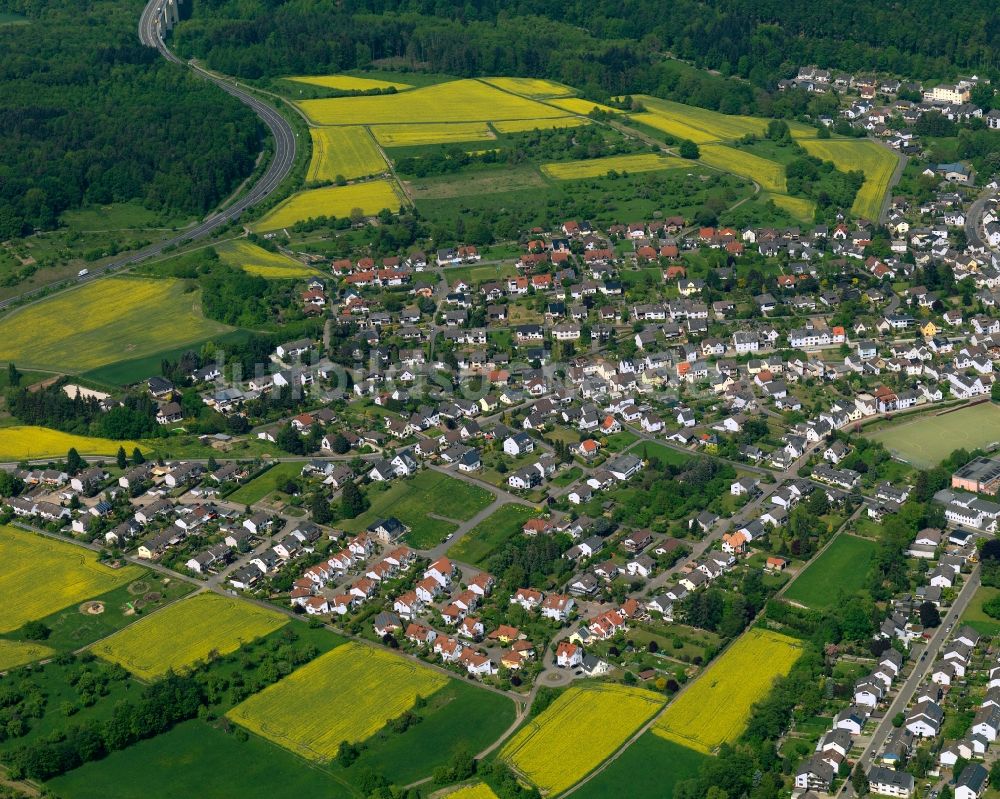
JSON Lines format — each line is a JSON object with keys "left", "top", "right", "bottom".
{"left": 785, "top": 155, "right": 864, "bottom": 213}
{"left": 489, "top": 533, "right": 575, "bottom": 591}
{"left": 613, "top": 455, "right": 736, "bottom": 529}
{"left": 0, "top": 0, "right": 260, "bottom": 240}
{"left": 680, "top": 570, "right": 771, "bottom": 638}
{"left": 7, "top": 380, "right": 159, "bottom": 440}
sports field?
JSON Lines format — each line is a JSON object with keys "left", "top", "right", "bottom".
{"left": 92, "top": 593, "right": 287, "bottom": 679}
{"left": 698, "top": 144, "right": 787, "bottom": 192}
{"left": 865, "top": 402, "right": 1000, "bottom": 469}
{"left": 0, "top": 426, "right": 144, "bottom": 461}
{"left": 652, "top": 628, "right": 802, "bottom": 753}
{"left": 797, "top": 138, "right": 898, "bottom": 219}
{"left": 541, "top": 153, "right": 684, "bottom": 180}
{"left": 372, "top": 122, "right": 496, "bottom": 147}
{"left": 253, "top": 180, "right": 403, "bottom": 231}
{"left": 342, "top": 469, "right": 495, "bottom": 547}
{"left": 492, "top": 117, "right": 589, "bottom": 133}
{"left": 228, "top": 642, "right": 448, "bottom": 760}
{"left": 783, "top": 534, "right": 877, "bottom": 609}
{"left": 501, "top": 684, "right": 664, "bottom": 795}
{"left": 0, "top": 277, "right": 233, "bottom": 373}
{"left": 298, "top": 79, "right": 565, "bottom": 125}
{"left": 0, "top": 639, "right": 56, "bottom": 671}
{"left": 215, "top": 240, "right": 315, "bottom": 279}
{"left": 631, "top": 96, "right": 769, "bottom": 142}
{"left": 287, "top": 74, "right": 411, "bottom": 91}
{"left": 0, "top": 525, "right": 143, "bottom": 633}
{"left": 482, "top": 77, "right": 575, "bottom": 98}
{"left": 307, "top": 126, "right": 387, "bottom": 182}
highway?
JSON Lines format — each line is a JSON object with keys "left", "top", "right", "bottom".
{"left": 0, "top": 1, "right": 297, "bottom": 311}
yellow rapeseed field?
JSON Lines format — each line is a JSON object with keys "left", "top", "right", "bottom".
{"left": 307, "top": 126, "right": 388, "bottom": 182}
{"left": 500, "top": 683, "right": 664, "bottom": 795}
{"left": 652, "top": 628, "right": 803, "bottom": 753}
{"left": 0, "top": 639, "right": 56, "bottom": 671}
{"left": 541, "top": 153, "right": 685, "bottom": 180}
{"left": 215, "top": 240, "right": 316, "bottom": 279}
{"left": 798, "top": 138, "right": 899, "bottom": 219}
{"left": 298, "top": 79, "right": 565, "bottom": 125}
{"left": 253, "top": 180, "right": 403, "bottom": 231}
{"left": 698, "top": 144, "right": 787, "bottom": 193}
{"left": 287, "top": 74, "right": 412, "bottom": 92}
{"left": 493, "top": 117, "right": 590, "bottom": 134}
{"left": 631, "top": 96, "right": 768, "bottom": 141}
{"left": 482, "top": 77, "right": 575, "bottom": 98}
{"left": 92, "top": 593, "right": 287, "bottom": 680}
{"left": 0, "top": 426, "right": 145, "bottom": 461}
{"left": 545, "top": 98, "right": 623, "bottom": 116}
{"left": 446, "top": 783, "right": 501, "bottom": 799}
{"left": 227, "top": 642, "right": 448, "bottom": 760}
{"left": 372, "top": 122, "right": 496, "bottom": 147}
{"left": 0, "top": 277, "right": 232, "bottom": 373}
{"left": 768, "top": 193, "right": 816, "bottom": 222}
{"left": 630, "top": 112, "right": 720, "bottom": 144}
{"left": 0, "top": 525, "right": 143, "bottom": 633}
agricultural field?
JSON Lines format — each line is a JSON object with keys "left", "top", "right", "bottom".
{"left": 541, "top": 153, "right": 685, "bottom": 180}
{"left": 698, "top": 144, "right": 787, "bottom": 193}
{"left": 407, "top": 166, "right": 547, "bottom": 201}
{"left": 342, "top": 469, "right": 495, "bottom": 547}
{"left": 0, "top": 277, "right": 233, "bottom": 373}
{"left": 0, "top": 426, "right": 145, "bottom": 461}
{"left": 253, "top": 180, "right": 403, "bottom": 231}
{"left": 287, "top": 74, "right": 411, "bottom": 91}
{"left": 482, "top": 77, "right": 575, "bottom": 98}
{"left": 48, "top": 719, "right": 356, "bottom": 799}
{"left": 228, "top": 642, "right": 449, "bottom": 760}
{"left": 372, "top": 122, "right": 496, "bottom": 147}
{"left": 652, "top": 628, "right": 803, "bottom": 753}
{"left": 500, "top": 683, "right": 665, "bottom": 795}
{"left": 545, "top": 97, "right": 623, "bottom": 116}
{"left": 783, "top": 534, "right": 877, "bottom": 610}
{"left": 0, "top": 639, "right": 56, "bottom": 671}
{"left": 572, "top": 732, "right": 708, "bottom": 799}
{"left": 0, "top": 526, "right": 143, "bottom": 633}
{"left": 864, "top": 402, "right": 1000, "bottom": 469}
{"left": 447, "top": 784, "right": 501, "bottom": 799}
{"left": 228, "top": 462, "right": 307, "bottom": 505}
{"left": 298, "top": 79, "right": 565, "bottom": 125}
{"left": 631, "top": 96, "right": 768, "bottom": 141}
{"left": 768, "top": 193, "right": 816, "bottom": 222}
{"left": 492, "top": 117, "right": 589, "bottom": 133}
{"left": 307, "top": 126, "right": 387, "bottom": 182}
{"left": 797, "top": 138, "right": 898, "bottom": 219}
{"left": 92, "top": 593, "right": 288, "bottom": 679}
{"left": 214, "top": 239, "right": 315, "bottom": 279}
{"left": 448, "top": 503, "right": 540, "bottom": 566}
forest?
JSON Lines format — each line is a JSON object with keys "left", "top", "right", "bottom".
{"left": 0, "top": 0, "right": 262, "bottom": 240}
{"left": 173, "top": 0, "right": 999, "bottom": 115}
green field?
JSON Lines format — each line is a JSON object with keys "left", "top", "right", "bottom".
{"left": 48, "top": 720, "right": 355, "bottom": 799}
{"left": 442, "top": 262, "right": 518, "bottom": 286}
{"left": 229, "top": 462, "right": 306, "bottom": 505}
{"left": 783, "top": 534, "right": 877, "bottom": 609}
{"left": 962, "top": 585, "right": 1000, "bottom": 636}
{"left": 0, "top": 277, "right": 233, "bottom": 373}
{"left": 342, "top": 470, "right": 495, "bottom": 547}
{"left": 448, "top": 503, "right": 539, "bottom": 566}
{"left": 629, "top": 441, "right": 692, "bottom": 467}
{"left": 797, "top": 138, "right": 898, "bottom": 219}
{"left": 572, "top": 732, "right": 708, "bottom": 799}
{"left": 865, "top": 403, "right": 1000, "bottom": 469}
{"left": 343, "top": 680, "right": 517, "bottom": 786}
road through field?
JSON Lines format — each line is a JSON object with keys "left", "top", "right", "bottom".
{"left": 0, "top": 1, "right": 297, "bottom": 312}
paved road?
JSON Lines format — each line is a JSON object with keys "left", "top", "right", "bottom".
{"left": 966, "top": 189, "right": 997, "bottom": 252}
{"left": 839, "top": 566, "right": 982, "bottom": 797}
{"left": 0, "top": 1, "right": 297, "bottom": 313}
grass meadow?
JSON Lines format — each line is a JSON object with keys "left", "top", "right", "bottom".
{"left": 782, "top": 534, "right": 877, "bottom": 610}
{"left": 448, "top": 503, "right": 540, "bottom": 566}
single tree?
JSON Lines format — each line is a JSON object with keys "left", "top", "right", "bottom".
{"left": 116, "top": 446, "right": 127, "bottom": 470}
{"left": 131, "top": 447, "right": 145, "bottom": 466}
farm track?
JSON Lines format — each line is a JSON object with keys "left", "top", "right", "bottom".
{"left": 0, "top": 2, "right": 297, "bottom": 312}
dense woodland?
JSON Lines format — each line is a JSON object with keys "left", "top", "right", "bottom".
{"left": 0, "top": 0, "right": 262, "bottom": 240}
{"left": 174, "top": 0, "right": 1000, "bottom": 112}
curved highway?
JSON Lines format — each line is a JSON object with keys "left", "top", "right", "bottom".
{"left": 0, "top": 2, "right": 296, "bottom": 311}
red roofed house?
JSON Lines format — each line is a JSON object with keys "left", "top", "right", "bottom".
{"left": 556, "top": 641, "right": 584, "bottom": 667}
